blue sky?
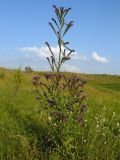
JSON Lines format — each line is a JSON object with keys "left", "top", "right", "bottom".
{"left": 0, "top": 0, "right": 120, "bottom": 74}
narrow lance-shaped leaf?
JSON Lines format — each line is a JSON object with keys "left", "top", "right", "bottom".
{"left": 49, "top": 22, "right": 58, "bottom": 37}
{"left": 53, "top": 5, "right": 61, "bottom": 24}
{"left": 45, "top": 42, "right": 54, "bottom": 57}
{"left": 51, "top": 55, "right": 58, "bottom": 70}
{"left": 63, "top": 8, "right": 71, "bottom": 19}
{"left": 58, "top": 8, "right": 63, "bottom": 24}
{"left": 63, "top": 45, "right": 72, "bottom": 51}
{"left": 57, "top": 7, "right": 62, "bottom": 16}
{"left": 67, "top": 50, "right": 75, "bottom": 57}
{"left": 51, "top": 56, "right": 54, "bottom": 69}
{"left": 52, "top": 18, "right": 60, "bottom": 30}
{"left": 62, "top": 21, "right": 74, "bottom": 37}
{"left": 60, "top": 7, "right": 65, "bottom": 15}
{"left": 57, "top": 7, "right": 65, "bottom": 25}
{"left": 59, "top": 7, "right": 66, "bottom": 27}
{"left": 46, "top": 57, "right": 54, "bottom": 71}
{"left": 61, "top": 18, "right": 64, "bottom": 29}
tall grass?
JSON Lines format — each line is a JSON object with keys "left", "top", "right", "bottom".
{"left": 0, "top": 68, "right": 120, "bottom": 159}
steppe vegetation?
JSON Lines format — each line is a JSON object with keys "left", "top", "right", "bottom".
{"left": 0, "top": 68, "right": 120, "bottom": 160}
{"left": 0, "top": 5, "right": 120, "bottom": 160}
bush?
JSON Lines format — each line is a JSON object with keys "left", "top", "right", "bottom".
{"left": 24, "top": 66, "right": 33, "bottom": 73}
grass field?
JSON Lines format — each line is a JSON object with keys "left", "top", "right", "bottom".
{"left": 0, "top": 67, "right": 120, "bottom": 160}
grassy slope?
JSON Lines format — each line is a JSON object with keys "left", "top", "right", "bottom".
{"left": 0, "top": 68, "right": 120, "bottom": 160}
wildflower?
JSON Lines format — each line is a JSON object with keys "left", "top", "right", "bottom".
{"left": 74, "top": 77, "right": 80, "bottom": 81}
{"left": 33, "top": 75, "right": 40, "bottom": 80}
{"left": 44, "top": 74, "right": 53, "bottom": 80}
{"left": 67, "top": 77, "right": 73, "bottom": 82}
{"left": 57, "top": 74, "right": 63, "bottom": 79}
{"left": 32, "top": 5, "right": 88, "bottom": 155}
{"left": 84, "top": 139, "right": 86, "bottom": 143}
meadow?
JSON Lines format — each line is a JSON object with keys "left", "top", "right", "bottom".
{"left": 0, "top": 67, "right": 120, "bottom": 160}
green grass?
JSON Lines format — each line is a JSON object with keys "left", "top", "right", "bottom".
{"left": 97, "top": 83, "right": 120, "bottom": 91}
{"left": 0, "top": 68, "right": 120, "bottom": 160}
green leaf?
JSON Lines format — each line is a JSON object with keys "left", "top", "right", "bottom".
{"left": 46, "top": 57, "right": 54, "bottom": 71}
{"left": 63, "top": 21, "right": 73, "bottom": 37}
{"left": 49, "top": 22, "right": 58, "bottom": 37}
{"left": 45, "top": 42, "right": 54, "bottom": 57}
{"left": 63, "top": 8, "right": 71, "bottom": 19}
{"left": 52, "top": 18, "right": 60, "bottom": 30}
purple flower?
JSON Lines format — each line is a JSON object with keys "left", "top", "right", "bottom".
{"left": 67, "top": 77, "right": 74, "bottom": 82}
{"left": 44, "top": 74, "right": 53, "bottom": 80}
{"left": 33, "top": 75, "right": 40, "bottom": 80}
{"left": 32, "top": 75, "right": 40, "bottom": 85}
{"left": 55, "top": 74, "right": 63, "bottom": 79}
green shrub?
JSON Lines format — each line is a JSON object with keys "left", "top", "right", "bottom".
{"left": 24, "top": 66, "right": 33, "bottom": 73}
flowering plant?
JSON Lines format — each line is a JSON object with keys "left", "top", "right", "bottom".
{"left": 33, "top": 5, "right": 87, "bottom": 159}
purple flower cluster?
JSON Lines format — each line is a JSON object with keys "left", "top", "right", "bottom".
{"left": 32, "top": 75, "right": 40, "bottom": 86}
{"left": 32, "top": 73, "right": 87, "bottom": 126}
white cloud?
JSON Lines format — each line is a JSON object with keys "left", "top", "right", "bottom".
{"left": 19, "top": 46, "right": 88, "bottom": 62}
{"left": 62, "top": 64, "right": 80, "bottom": 72}
{"left": 18, "top": 46, "right": 88, "bottom": 73}
{"left": 72, "top": 52, "right": 88, "bottom": 61}
{"left": 92, "top": 52, "right": 109, "bottom": 63}
{"left": 20, "top": 46, "right": 51, "bottom": 58}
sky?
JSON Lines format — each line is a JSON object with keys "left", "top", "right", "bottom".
{"left": 0, "top": 0, "right": 120, "bottom": 74}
